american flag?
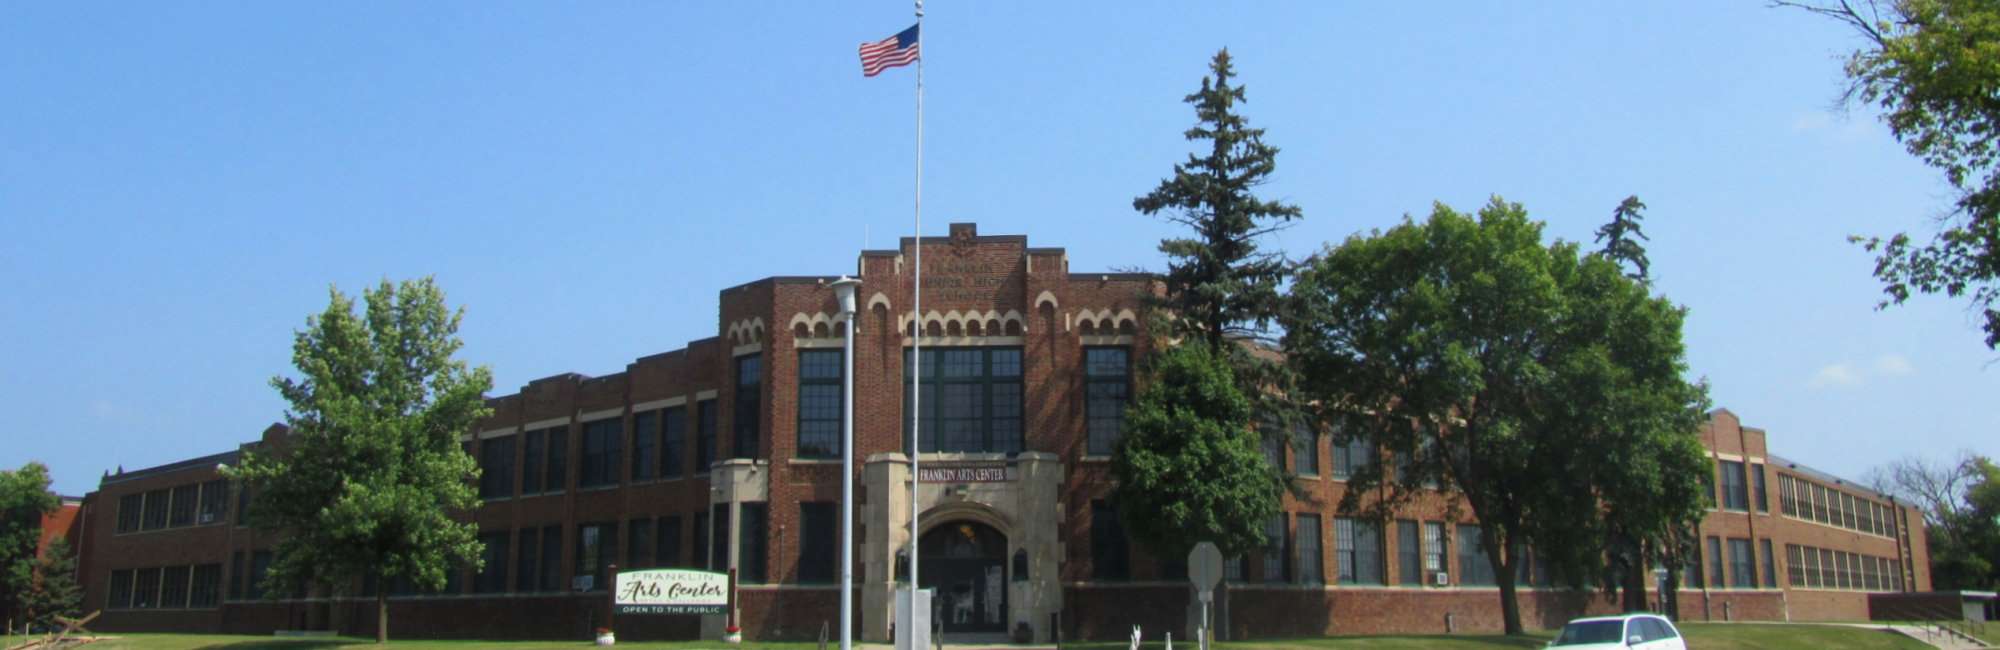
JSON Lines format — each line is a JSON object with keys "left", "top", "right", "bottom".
{"left": 859, "top": 24, "right": 919, "bottom": 77}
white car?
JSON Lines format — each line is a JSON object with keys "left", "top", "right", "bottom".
{"left": 1548, "top": 613, "right": 1687, "bottom": 649}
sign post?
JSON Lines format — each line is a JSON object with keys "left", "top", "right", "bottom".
{"left": 1187, "top": 542, "right": 1223, "bottom": 650}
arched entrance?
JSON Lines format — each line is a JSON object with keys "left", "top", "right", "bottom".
{"left": 920, "top": 520, "right": 1008, "bottom": 633}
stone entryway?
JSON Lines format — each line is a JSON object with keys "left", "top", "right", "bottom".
{"left": 921, "top": 520, "right": 1008, "bottom": 634}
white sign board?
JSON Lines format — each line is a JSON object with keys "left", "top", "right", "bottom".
{"left": 1188, "top": 542, "right": 1223, "bottom": 592}
{"left": 613, "top": 569, "right": 728, "bottom": 615}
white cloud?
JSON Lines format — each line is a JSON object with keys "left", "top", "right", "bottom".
{"left": 1809, "top": 363, "right": 1863, "bottom": 389}
{"left": 1874, "top": 354, "right": 1915, "bottom": 376}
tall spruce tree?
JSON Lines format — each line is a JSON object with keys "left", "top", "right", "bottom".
{"left": 21, "top": 537, "right": 81, "bottom": 629}
{"left": 1113, "top": 49, "right": 1300, "bottom": 562}
{"left": 1596, "top": 195, "right": 1651, "bottom": 283}
{"left": 226, "top": 278, "right": 493, "bottom": 644}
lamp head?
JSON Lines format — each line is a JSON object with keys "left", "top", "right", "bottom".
{"left": 830, "top": 276, "right": 861, "bottom": 316}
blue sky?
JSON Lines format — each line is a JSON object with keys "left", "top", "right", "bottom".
{"left": 4, "top": 3, "right": 1993, "bottom": 497}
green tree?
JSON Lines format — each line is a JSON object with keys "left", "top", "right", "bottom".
{"left": 1282, "top": 198, "right": 1709, "bottom": 634}
{"left": 1780, "top": 0, "right": 2000, "bottom": 348}
{"left": 0, "top": 462, "right": 59, "bottom": 628}
{"left": 1595, "top": 195, "right": 1651, "bottom": 283}
{"left": 20, "top": 536, "right": 81, "bottom": 629}
{"left": 1875, "top": 453, "right": 2000, "bottom": 590}
{"left": 1116, "top": 48, "right": 1298, "bottom": 564}
{"left": 1133, "top": 48, "right": 1303, "bottom": 353}
{"left": 225, "top": 278, "right": 493, "bottom": 644}
{"left": 1109, "top": 343, "right": 1285, "bottom": 559}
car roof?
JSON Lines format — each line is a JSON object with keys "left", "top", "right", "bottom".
{"left": 1567, "top": 614, "right": 1667, "bottom": 624}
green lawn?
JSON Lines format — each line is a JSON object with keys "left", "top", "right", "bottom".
{"left": 32, "top": 623, "right": 1928, "bottom": 650}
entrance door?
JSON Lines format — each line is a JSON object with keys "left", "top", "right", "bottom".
{"left": 919, "top": 521, "right": 1008, "bottom": 634}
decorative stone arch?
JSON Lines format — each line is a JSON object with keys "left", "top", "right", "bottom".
{"left": 1033, "top": 290, "right": 1059, "bottom": 312}
{"left": 920, "top": 501, "right": 1017, "bottom": 540}
{"left": 866, "top": 292, "right": 893, "bottom": 312}
{"left": 726, "top": 317, "right": 767, "bottom": 346}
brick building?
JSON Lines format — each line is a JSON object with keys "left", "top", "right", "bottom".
{"left": 74, "top": 224, "right": 1930, "bottom": 641}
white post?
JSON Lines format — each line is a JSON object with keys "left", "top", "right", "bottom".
{"left": 831, "top": 277, "right": 860, "bottom": 650}
{"left": 907, "top": 0, "right": 926, "bottom": 627}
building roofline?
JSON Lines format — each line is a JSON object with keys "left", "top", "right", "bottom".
{"left": 100, "top": 449, "right": 240, "bottom": 487}
{"left": 1766, "top": 453, "right": 1896, "bottom": 502}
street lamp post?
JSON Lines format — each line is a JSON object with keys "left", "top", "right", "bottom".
{"left": 829, "top": 276, "right": 862, "bottom": 650}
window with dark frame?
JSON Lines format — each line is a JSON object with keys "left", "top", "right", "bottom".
{"left": 117, "top": 494, "right": 142, "bottom": 533}
{"left": 1424, "top": 521, "right": 1447, "bottom": 582}
{"left": 1706, "top": 537, "right": 1725, "bottom": 588}
{"left": 798, "top": 350, "right": 843, "bottom": 459}
{"left": 1296, "top": 514, "right": 1324, "bottom": 585}
{"left": 142, "top": 489, "right": 168, "bottom": 531}
{"left": 1751, "top": 463, "right": 1768, "bottom": 512}
{"left": 522, "top": 428, "right": 546, "bottom": 494}
{"left": 710, "top": 505, "right": 731, "bottom": 575}
{"left": 580, "top": 418, "right": 623, "bottom": 488}
{"left": 1779, "top": 474, "right": 1797, "bottom": 516}
{"left": 190, "top": 564, "right": 221, "bottom": 608}
{"left": 475, "top": 531, "right": 510, "bottom": 593}
{"left": 628, "top": 518, "right": 654, "bottom": 568}
{"left": 515, "top": 528, "right": 539, "bottom": 592}
{"left": 737, "top": 503, "right": 768, "bottom": 583}
{"left": 1728, "top": 538, "right": 1755, "bottom": 588}
{"left": 1719, "top": 460, "right": 1749, "bottom": 510}
{"left": 1261, "top": 421, "right": 1285, "bottom": 472}
{"left": 161, "top": 565, "right": 190, "bottom": 608}
{"left": 1084, "top": 347, "right": 1130, "bottom": 456}
{"left": 168, "top": 485, "right": 196, "bottom": 528}
{"left": 1761, "top": 539, "right": 1777, "bottom": 588}
{"left": 109, "top": 569, "right": 133, "bottom": 609}
{"left": 539, "top": 526, "right": 562, "bottom": 593}
{"left": 1457, "top": 524, "right": 1495, "bottom": 586}
{"left": 229, "top": 552, "right": 243, "bottom": 600}
{"left": 1292, "top": 420, "right": 1320, "bottom": 477}
{"left": 693, "top": 511, "right": 711, "bottom": 569}
{"left": 197, "top": 479, "right": 227, "bottom": 524}
{"left": 576, "top": 522, "right": 617, "bottom": 592}
{"left": 247, "top": 551, "right": 271, "bottom": 600}
{"left": 904, "top": 347, "right": 1024, "bottom": 454}
{"left": 133, "top": 567, "right": 161, "bottom": 608}
{"left": 734, "top": 354, "right": 762, "bottom": 460}
{"left": 658, "top": 515, "right": 683, "bottom": 568}
{"left": 799, "top": 501, "right": 837, "bottom": 584}
{"left": 1090, "top": 500, "right": 1129, "bottom": 580}
{"left": 632, "top": 410, "right": 657, "bottom": 482}
{"left": 696, "top": 400, "right": 717, "bottom": 473}
{"left": 1262, "top": 514, "right": 1287, "bottom": 583}
{"left": 1332, "top": 435, "right": 1375, "bottom": 480}
{"left": 480, "top": 435, "right": 516, "bottom": 499}
{"left": 661, "top": 406, "right": 686, "bottom": 479}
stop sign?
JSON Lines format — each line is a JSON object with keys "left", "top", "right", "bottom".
{"left": 1188, "top": 542, "right": 1223, "bottom": 592}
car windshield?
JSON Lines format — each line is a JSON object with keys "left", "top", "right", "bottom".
{"left": 1552, "top": 620, "right": 1626, "bottom": 645}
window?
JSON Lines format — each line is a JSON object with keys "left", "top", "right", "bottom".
{"left": 198, "top": 479, "right": 228, "bottom": 524}
{"left": 1091, "top": 500, "right": 1129, "bottom": 580}
{"left": 133, "top": 567, "right": 162, "bottom": 608}
{"left": 236, "top": 483, "right": 251, "bottom": 525}
{"left": 1292, "top": 420, "right": 1320, "bottom": 476}
{"left": 475, "top": 531, "right": 510, "bottom": 593}
{"left": 229, "top": 552, "right": 244, "bottom": 600}
{"left": 1842, "top": 493, "right": 1858, "bottom": 529}
{"left": 693, "top": 512, "right": 711, "bottom": 569}
{"left": 522, "top": 427, "right": 568, "bottom": 494}
{"left": 1864, "top": 554, "right": 1880, "bottom": 591}
{"left": 1752, "top": 464, "right": 1768, "bottom": 512}
{"left": 1261, "top": 422, "right": 1285, "bottom": 471}
{"left": 661, "top": 406, "right": 686, "bottom": 479}
{"left": 480, "top": 435, "right": 516, "bottom": 499}
{"left": 1084, "top": 347, "right": 1130, "bottom": 456}
{"left": 632, "top": 410, "right": 657, "bottom": 482}
{"left": 117, "top": 493, "right": 142, "bottom": 533}
{"left": 696, "top": 400, "right": 717, "bottom": 473}
{"left": 628, "top": 518, "right": 654, "bottom": 568}
{"left": 1803, "top": 545, "right": 1822, "bottom": 588}
{"left": 1830, "top": 490, "right": 1845, "bottom": 526}
{"left": 1885, "top": 505, "right": 1899, "bottom": 538}
{"left": 658, "top": 515, "right": 683, "bottom": 568}
{"left": 905, "top": 348, "right": 1024, "bottom": 453}
{"left": 247, "top": 551, "right": 271, "bottom": 600}
{"left": 737, "top": 503, "right": 768, "bottom": 583}
{"left": 109, "top": 569, "right": 133, "bottom": 609}
{"left": 1787, "top": 544, "right": 1805, "bottom": 587}
{"left": 799, "top": 350, "right": 844, "bottom": 458}
{"left": 169, "top": 485, "right": 196, "bottom": 528}
{"left": 1332, "top": 435, "right": 1375, "bottom": 480}
{"left": 580, "top": 418, "right": 623, "bottom": 488}
{"left": 1760, "top": 539, "right": 1776, "bottom": 589}
{"left": 1779, "top": 474, "right": 1797, "bottom": 516}
{"left": 1728, "top": 538, "right": 1755, "bottom": 588}
{"left": 1424, "top": 522, "right": 1447, "bottom": 582}
{"left": 1706, "top": 537, "right": 1725, "bottom": 588}
{"left": 1719, "top": 460, "right": 1748, "bottom": 510}
{"left": 515, "top": 528, "right": 539, "bottom": 592}
{"left": 1457, "top": 525, "right": 1494, "bottom": 586}
{"left": 1858, "top": 497, "right": 1874, "bottom": 533}
{"left": 1296, "top": 514, "right": 1324, "bottom": 585}
{"left": 799, "top": 502, "right": 836, "bottom": 584}
{"left": 577, "top": 522, "right": 617, "bottom": 591}
{"left": 1335, "top": 518, "right": 1381, "bottom": 585}
{"left": 161, "top": 565, "right": 191, "bottom": 608}
{"left": 142, "top": 489, "right": 168, "bottom": 531}
{"left": 190, "top": 564, "right": 221, "bottom": 608}
{"left": 1812, "top": 484, "right": 1829, "bottom": 522}
{"left": 710, "top": 505, "right": 730, "bottom": 574}
{"left": 539, "top": 526, "right": 562, "bottom": 593}
{"left": 1398, "top": 520, "right": 1422, "bottom": 585}
{"left": 1818, "top": 548, "right": 1836, "bottom": 588}
{"left": 734, "top": 354, "right": 762, "bottom": 459}
{"left": 1261, "top": 514, "right": 1287, "bottom": 583}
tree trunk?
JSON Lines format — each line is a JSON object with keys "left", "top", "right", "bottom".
{"left": 1483, "top": 526, "right": 1523, "bottom": 635}
{"left": 1621, "top": 538, "right": 1649, "bottom": 612}
{"left": 1661, "top": 551, "right": 1682, "bottom": 621}
{"left": 375, "top": 588, "right": 388, "bottom": 644}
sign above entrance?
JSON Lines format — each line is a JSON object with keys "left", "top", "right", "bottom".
{"left": 917, "top": 464, "right": 1016, "bottom": 483}
{"left": 614, "top": 569, "right": 728, "bottom": 615}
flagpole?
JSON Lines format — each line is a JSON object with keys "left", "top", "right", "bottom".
{"left": 908, "top": 0, "right": 925, "bottom": 611}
